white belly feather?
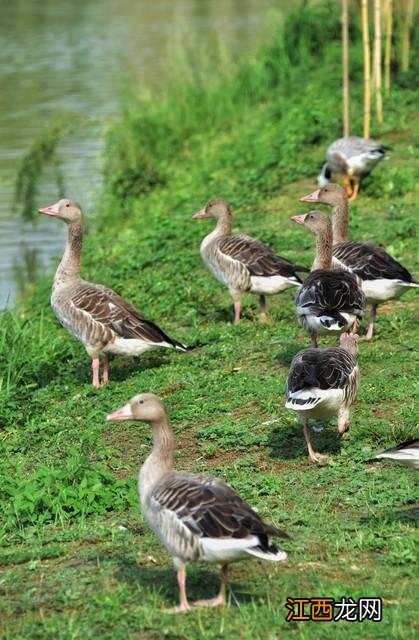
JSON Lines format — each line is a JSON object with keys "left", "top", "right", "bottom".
{"left": 299, "top": 312, "right": 357, "bottom": 334}
{"left": 105, "top": 337, "right": 172, "bottom": 356}
{"left": 286, "top": 387, "right": 344, "bottom": 419}
{"left": 250, "top": 275, "right": 300, "bottom": 294}
{"left": 362, "top": 278, "right": 419, "bottom": 304}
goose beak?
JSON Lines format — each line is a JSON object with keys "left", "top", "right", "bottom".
{"left": 291, "top": 214, "right": 307, "bottom": 225}
{"left": 106, "top": 402, "right": 134, "bottom": 422}
{"left": 300, "top": 189, "right": 321, "bottom": 203}
{"left": 192, "top": 208, "right": 207, "bottom": 220}
{"left": 39, "top": 202, "right": 60, "bottom": 216}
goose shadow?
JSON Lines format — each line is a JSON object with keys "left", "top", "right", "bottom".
{"left": 33, "top": 349, "right": 179, "bottom": 389}
{"left": 267, "top": 421, "right": 343, "bottom": 460}
{"left": 114, "top": 556, "right": 256, "bottom": 606}
{"left": 359, "top": 506, "right": 419, "bottom": 527}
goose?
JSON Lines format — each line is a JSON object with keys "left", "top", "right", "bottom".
{"left": 285, "top": 333, "right": 360, "bottom": 463}
{"left": 318, "top": 136, "right": 389, "bottom": 200}
{"left": 107, "top": 393, "right": 289, "bottom": 613}
{"left": 38, "top": 199, "right": 186, "bottom": 387}
{"left": 375, "top": 438, "right": 419, "bottom": 470}
{"left": 291, "top": 210, "right": 365, "bottom": 347}
{"left": 300, "top": 183, "right": 419, "bottom": 339}
{"left": 193, "top": 199, "right": 309, "bottom": 323}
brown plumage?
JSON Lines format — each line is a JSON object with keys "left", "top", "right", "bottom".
{"left": 300, "top": 183, "right": 419, "bottom": 339}
{"left": 107, "top": 393, "right": 289, "bottom": 613}
{"left": 193, "top": 198, "right": 308, "bottom": 323}
{"left": 285, "top": 333, "right": 360, "bottom": 463}
{"left": 39, "top": 199, "right": 186, "bottom": 387}
{"left": 291, "top": 211, "right": 366, "bottom": 347}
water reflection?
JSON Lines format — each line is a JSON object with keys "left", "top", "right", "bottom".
{"left": 0, "top": 0, "right": 285, "bottom": 308}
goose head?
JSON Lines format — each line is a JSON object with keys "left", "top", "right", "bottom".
{"left": 107, "top": 393, "right": 167, "bottom": 424}
{"left": 291, "top": 210, "right": 332, "bottom": 237}
{"left": 300, "top": 183, "right": 347, "bottom": 207}
{"left": 39, "top": 198, "right": 82, "bottom": 224}
{"left": 192, "top": 198, "right": 232, "bottom": 220}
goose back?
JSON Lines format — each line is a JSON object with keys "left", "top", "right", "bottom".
{"left": 327, "top": 136, "right": 387, "bottom": 176}
{"left": 296, "top": 269, "right": 366, "bottom": 334}
{"left": 142, "top": 470, "right": 288, "bottom": 564}
{"left": 286, "top": 345, "right": 359, "bottom": 418}
{"left": 202, "top": 233, "right": 306, "bottom": 294}
{"left": 53, "top": 279, "right": 185, "bottom": 357}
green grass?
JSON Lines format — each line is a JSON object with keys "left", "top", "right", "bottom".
{"left": 1, "top": 2, "right": 419, "bottom": 639}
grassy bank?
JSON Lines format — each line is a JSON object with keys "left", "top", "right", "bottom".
{"left": 1, "top": 2, "right": 418, "bottom": 639}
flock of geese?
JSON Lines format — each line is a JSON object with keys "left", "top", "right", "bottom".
{"left": 37, "top": 136, "right": 418, "bottom": 612}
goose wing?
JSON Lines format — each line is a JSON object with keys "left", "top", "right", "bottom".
{"left": 218, "top": 234, "right": 308, "bottom": 279}
{"left": 151, "top": 472, "right": 289, "bottom": 542}
{"left": 70, "top": 282, "right": 185, "bottom": 348}
{"left": 296, "top": 269, "right": 366, "bottom": 316}
{"left": 333, "top": 241, "right": 415, "bottom": 283}
{"left": 375, "top": 438, "right": 419, "bottom": 469}
{"left": 329, "top": 136, "right": 387, "bottom": 159}
{"left": 287, "top": 347, "right": 357, "bottom": 393}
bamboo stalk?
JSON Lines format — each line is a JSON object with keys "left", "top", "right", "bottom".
{"left": 384, "top": 0, "right": 393, "bottom": 93}
{"left": 361, "top": 0, "right": 371, "bottom": 138}
{"left": 374, "top": 0, "right": 383, "bottom": 123}
{"left": 342, "top": 0, "right": 350, "bottom": 136}
{"left": 401, "top": 0, "right": 413, "bottom": 72}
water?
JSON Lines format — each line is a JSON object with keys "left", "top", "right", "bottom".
{"left": 0, "top": 0, "right": 287, "bottom": 308}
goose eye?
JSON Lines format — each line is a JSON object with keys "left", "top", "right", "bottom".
{"left": 66, "top": 203, "right": 70, "bottom": 207}
{"left": 139, "top": 400, "right": 144, "bottom": 404}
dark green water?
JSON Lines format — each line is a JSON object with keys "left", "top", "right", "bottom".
{"left": 0, "top": 0, "right": 291, "bottom": 307}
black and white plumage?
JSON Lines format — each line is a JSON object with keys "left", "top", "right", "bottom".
{"left": 296, "top": 269, "right": 365, "bottom": 338}
{"left": 193, "top": 198, "right": 308, "bottom": 323}
{"left": 300, "top": 183, "right": 418, "bottom": 339}
{"left": 375, "top": 439, "right": 419, "bottom": 470}
{"left": 285, "top": 333, "right": 360, "bottom": 462}
{"left": 39, "top": 199, "right": 186, "bottom": 387}
{"left": 107, "top": 393, "right": 289, "bottom": 613}
{"left": 318, "top": 136, "right": 388, "bottom": 200}
{"left": 291, "top": 211, "right": 366, "bottom": 346}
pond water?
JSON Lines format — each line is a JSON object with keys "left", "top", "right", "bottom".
{"left": 0, "top": 0, "right": 289, "bottom": 308}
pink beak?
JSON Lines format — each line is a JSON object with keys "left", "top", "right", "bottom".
{"left": 300, "top": 189, "right": 321, "bottom": 203}
{"left": 192, "top": 208, "right": 207, "bottom": 220}
{"left": 38, "top": 201, "right": 61, "bottom": 216}
{"left": 291, "top": 214, "right": 307, "bottom": 225}
{"left": 106, "top": 402, "right": 134, "bottom": 422}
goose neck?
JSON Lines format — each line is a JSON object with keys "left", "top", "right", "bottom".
{"left": 332, "top": 201, "right": 349, "bottom": 244}
{"left": 139, "top": 418, "right": 175, "bottom": 501}
{"left": 54, "top": 219, "right": 83, "bottom": 287}
{"left": 313, "top": 228, "right": 333, "bottom": 270}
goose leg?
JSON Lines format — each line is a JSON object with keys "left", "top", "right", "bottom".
{"left": 259, "top": 295, "right": 268, "bottom": 323}
{"left": 365, "top": 304, "right": 377, "bottom": 340}
{"left": 233, "top": 298, "right": 241, "bottom": 324}
{"left": 193, "top": 564, "right": 228, "bottom": 608}
{"left": 337, "top": 407, "right": 350, "bottom": 435}
{"left": 310, "top": 333, "right": 318, "bottom": 348}
{"left": 102, "top": 354, "right": 110, "bottom": 385}
{"left": 343, "top": 176, "right": 353, "bottom": 197}
{"left": 348, "top": 179, "right": 360, "bottom": 201}
{"left": 92, "top": 357, "right": 100, "bottom": 388}
{"left": 303, "top": 417, "right": 328, "bottom": 463}
{"left": 165, "top": 563, "right": 191, "bottom": 614}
